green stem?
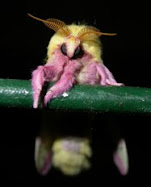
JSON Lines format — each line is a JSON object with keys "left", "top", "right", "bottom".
{"left": 0, "top": 79, "right": 151, "bottom": 114}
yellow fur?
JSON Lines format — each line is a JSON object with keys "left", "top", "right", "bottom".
{"left": 47, "top": 24, "right": 102, "bottom": 61}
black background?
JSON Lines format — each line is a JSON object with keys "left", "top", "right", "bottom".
{"left": 0, "top": 1, "right": 151, "bottom": 186}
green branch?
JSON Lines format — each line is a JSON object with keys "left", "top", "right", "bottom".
{"left": 0, "top": 79, "right": 151, "bottom": 114}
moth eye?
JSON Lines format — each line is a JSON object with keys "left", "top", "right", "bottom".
{"left": 74, "top": 46, "right": 81, "bottom": 56}
{"left": 61, "top": 44, "right": 67, "bottom": 56}
{"left": 73, "top": 46, "right": 84, "bottom": 59}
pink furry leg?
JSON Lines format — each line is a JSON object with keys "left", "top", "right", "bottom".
{"left": 44, "top": 60, "right": 82, "bottom": 106}
{"left": 32, "top": 63, "right": 65, "bottom": 108}
{"left": 104, "top": 66, "right": 124, "bottom": 86}
{"left": 95, "top": 63, "right": 124, "bottom": 86}
{"left": 32, "top": 66, "right": 46, "bottom": 109}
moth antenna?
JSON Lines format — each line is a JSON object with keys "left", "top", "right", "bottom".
{"left": 77, "top": 26, "right": 117, "bottom": 40}
{"left": 28, "top": 13, "right": 70, "bottom": 36}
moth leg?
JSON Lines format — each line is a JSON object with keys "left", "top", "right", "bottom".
{"left": 44, "top": 72, "right": 75, "bottom": 106}
{"left": 32, "top": 66, "right": 47, "bottom": 108}
{"left": 113, "top": 139, "right": 129, "bottom": 175}
{"left": 32, "top": 62, "right": 65, "bottom": 108}
{"left": 103, "top": 65, "right": 124, "bottom": 86}
{"left": 95, "top": 63, "right": 124, "bottom": 86}
{"left": 44, "top": 60, "right": 82, "bottom": 106}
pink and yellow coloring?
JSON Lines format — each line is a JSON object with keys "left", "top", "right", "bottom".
{"left": 29, "top": 14, "right": 123, "bottom": 108}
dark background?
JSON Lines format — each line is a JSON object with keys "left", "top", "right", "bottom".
{"left": 0, "top": 1, "right": 151, "bottom": 186}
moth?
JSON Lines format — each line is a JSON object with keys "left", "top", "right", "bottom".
{"left": 35, "top": 136, "right": 92, "bottom": 176}
{"left": 29, "top": 14, "right": 128, "bottom": 176}
{"left": 35, "top": 135, "right": 129, "bottom": 176}
{"left": 28, "top": 14, "right": 123, "bottom": 109}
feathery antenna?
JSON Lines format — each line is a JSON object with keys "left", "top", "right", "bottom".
{"left": 28, "top": 14, "right": 70, "bottom": 36}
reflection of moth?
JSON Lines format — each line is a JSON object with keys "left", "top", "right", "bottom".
{"left": 35, "top": 136, "right": 128, "bottom": 176}
{"left": 34, "top": 111, "right": 129, "bottom": 176}
{"left": 28, "top": 14, "right": 123, "bottom": 108}
{"left": 35, "top": 137, "right": 92, "bottom": 176}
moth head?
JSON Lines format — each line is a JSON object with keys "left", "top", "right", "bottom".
{"left": 61, "top": 36, "right": 84, "bottom": 59}
{"left": 28, "top": 14, "right": 117, "bottom": 59}
{"left": 28, "top": 14, "right": 83, "bottom": 59}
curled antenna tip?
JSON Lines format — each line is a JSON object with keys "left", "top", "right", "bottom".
{"left": 27, "top": 13, "right": 43, "bottom": 22}
{"left": 101, "top": 32, "right": 117, "bottom": 36}
{"left": 27, "top": 13, "right": 34, "bottom": 18}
